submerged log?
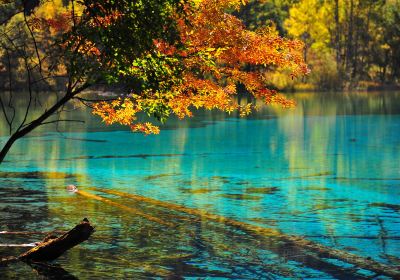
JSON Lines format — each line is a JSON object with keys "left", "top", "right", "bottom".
{"left": 88, "top": 187, "right": 400, "bottom": 279}
{"left": 76, "top": 190, "right": 174, "bottom": 227}
{"left": 18, "top": 218, "right": 94, "bottom": 262}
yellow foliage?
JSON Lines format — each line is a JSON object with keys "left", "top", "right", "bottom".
{"left": 34, "top": 0, "right": 84, "bottom": 19}
{"left": 284, "top": 0, "right": 331, "bottom": 53}
{"left": 92, "top": 0, "right": 307, "bottom": 134}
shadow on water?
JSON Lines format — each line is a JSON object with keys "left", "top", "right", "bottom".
{"left": 28, "top": 262, "right": 79, "bottom": 280}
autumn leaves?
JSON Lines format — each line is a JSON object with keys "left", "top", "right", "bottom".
{"left": 92, "top": 0, "right": 308, "bottom": 134}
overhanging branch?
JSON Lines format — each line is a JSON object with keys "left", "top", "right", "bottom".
{"left": 39, "top": 119, "right": 85, "bottom": 126}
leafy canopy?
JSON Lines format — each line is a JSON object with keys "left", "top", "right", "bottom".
{"left": 92, "top": 0, "right": 308, "bottom": 134}
{"left": 4, "top": 0, "right": 308, "bottom": 135}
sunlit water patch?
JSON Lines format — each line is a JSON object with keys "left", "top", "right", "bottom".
{"left": 1, "top": 92, "right": 400, "bottom": 278}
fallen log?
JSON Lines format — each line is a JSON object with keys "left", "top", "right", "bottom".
{"left": 76, "top": 190, "right": 174, "bottom": 227}
{"left": 18, "top": 218, "right": 94, "bottom": 262}
{"left": 89, "top": 187, "right": 400, "bottom": 279}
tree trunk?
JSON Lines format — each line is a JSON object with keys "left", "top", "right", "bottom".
{"left": 0, "top": 83, "right": 91, "bottom": 165}
{"left": 334, "top": 0, "right": 341, "bottom": 69}
{"left": 18, "top": 218, "right": 94, "bottom": 262}
{"left": 0, "top": 134, "right": 18, "bottom": 163}
{"left": 346, "top": 0, "right": 354, "bottom": 88}
{"left": 0, "top": 92, "right": 72, "bottom": 164}
{"left": 1, "top": 218, "right": 94, "bottom": 266}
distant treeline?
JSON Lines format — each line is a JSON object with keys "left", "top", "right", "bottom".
{"left": 1, "top": 0, "right": 399, "bottom": 92}
{"left": 238, "top": 0, "right": 400, "bottom": 91}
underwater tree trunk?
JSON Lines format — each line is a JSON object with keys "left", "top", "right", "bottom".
{"left": 18, "top": 218, "right": 94, "bottom": 262}
{"left": 1, "top": 219, "right": 94, "bottom": 265}
{"left": 0, "top": 83, "right": 91, "bottom": 165}
{"left": 90, "top": 188, "right": 400, "bottom": 279}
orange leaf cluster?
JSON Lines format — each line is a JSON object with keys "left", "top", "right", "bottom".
{"left": 87, "top": 7, "right": 123, "bottom": 28}
{"left": 27, "top": 17, "right": 48, "bottom": 31}
{"left": 93, "top": 0, "right": 309, "bottom": 134}
{"left": 93, "top": 98, "right": 141, "bottom": 126}
{"left": 131, "top": 123, "right": 161, "bottom": 135}
{"left": 46, "top": 13, "right": 72, "bottom": 32}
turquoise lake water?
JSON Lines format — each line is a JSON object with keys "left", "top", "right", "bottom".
{"left": 1, "top": 91, "right": 399, "bottom": 279}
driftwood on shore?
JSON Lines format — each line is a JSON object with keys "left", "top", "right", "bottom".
{"left": 1, "top": 218, "right": 94, "bottom": 265}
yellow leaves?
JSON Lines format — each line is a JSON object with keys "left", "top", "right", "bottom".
{"left": 270, "top": 94, "right": 296, "bottom": 108}
{"left": 93, "top": 98, "right": 141, "bottom": 126}
{"left": 167, "top": 94, "right": 193, "bottom": 119}
{"left": 91, "top": 0, "right": 307, "bottom": 135}
{"left": 224, "top": 84, "right": 236, "bottom": 95}
{"left": 239, "top": 104, "right": 252, "bottom": 117}
{"left": 284, "top": 0, "right": 331, "bottom": 53}
{"left": 131, "top": 123, "right": 160, "bottom": 135}
{"left": 93, "top": 96, "right": 161, "bottom": 135}
{"left": 194, "top": 0, "right": 245, "bottom": 11}
{"left": 179, "top": 0, "right": 308, "bottom": 82}
{"left": 381, "top": 43, "right": 391, "bottom": 50}
{"left": 88, "top": 11, "right": 123, "bottom": 28}
{"left": 32, "top": 0, "right": 84, "bottom": 35}
{"left": 80, "top": 40, "right": 101, "bottom": 57}
{"left": 34, "top": 0, "right": 69, "bottom": 20}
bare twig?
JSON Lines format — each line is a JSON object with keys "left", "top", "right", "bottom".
{"left": 0, "top": 91, "right": 11, "bottom": 131}
{"left": 6, "top": 48, "right": 15, "bottom": 132}
{"left": 39, "top": 119, "right": 85, "bottom": 126}
{"left": 74, "top": 96, "right": 118, "bottom": 103}
{"left": 31, "top": 75, "right": 68, "bottom": 85}
{"left": 23, "top": 12, "right": 43, "bottom": 76}
{"left": 17, "top": 57, "right": 34, "bottom": 132}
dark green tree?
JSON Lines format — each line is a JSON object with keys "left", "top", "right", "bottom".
{"left": 0, "top": 0, "right": 187, "bottom": 163}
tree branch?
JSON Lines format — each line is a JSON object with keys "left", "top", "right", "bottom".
{"left": 0, "top": 91, "right": 11, "bottom": 131}
{"left": 16, "top": 57, "right": 34, "bottom": 132}
{"left": 74, "top": 96, "right": 118, "bottom": 103}
{"left": 6, "top": 48, "right": 16, "bottom": 133}
{"left": 39, "top": 119, "right": 85, "bottom": 126}
{"left": 23, "top": 7, "right": 43, "bottom": 76}
{"left": 0, "top": 9, "right": 23, "bottom": 26}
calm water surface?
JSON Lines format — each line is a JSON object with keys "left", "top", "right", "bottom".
{"left": 1, "top": 92, "right": 400, "bottom": 279}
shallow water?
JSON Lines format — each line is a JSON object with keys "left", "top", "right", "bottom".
{"left": 1, "top": 91, "right": 400, "bottom": 279}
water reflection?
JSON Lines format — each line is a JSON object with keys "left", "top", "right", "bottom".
{"left": 1, "top": 92, "right": 400, "bottom": 278}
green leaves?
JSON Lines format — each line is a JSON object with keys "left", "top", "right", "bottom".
{"left": 64, "top": 0, "right": 187, "bottom": 92}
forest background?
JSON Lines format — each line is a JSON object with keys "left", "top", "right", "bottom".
{"left": 238, "top": 0, "right": 400, "bottom": 91}
{"left": 1, "top": 0, "right": 399, "bottom": 94}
